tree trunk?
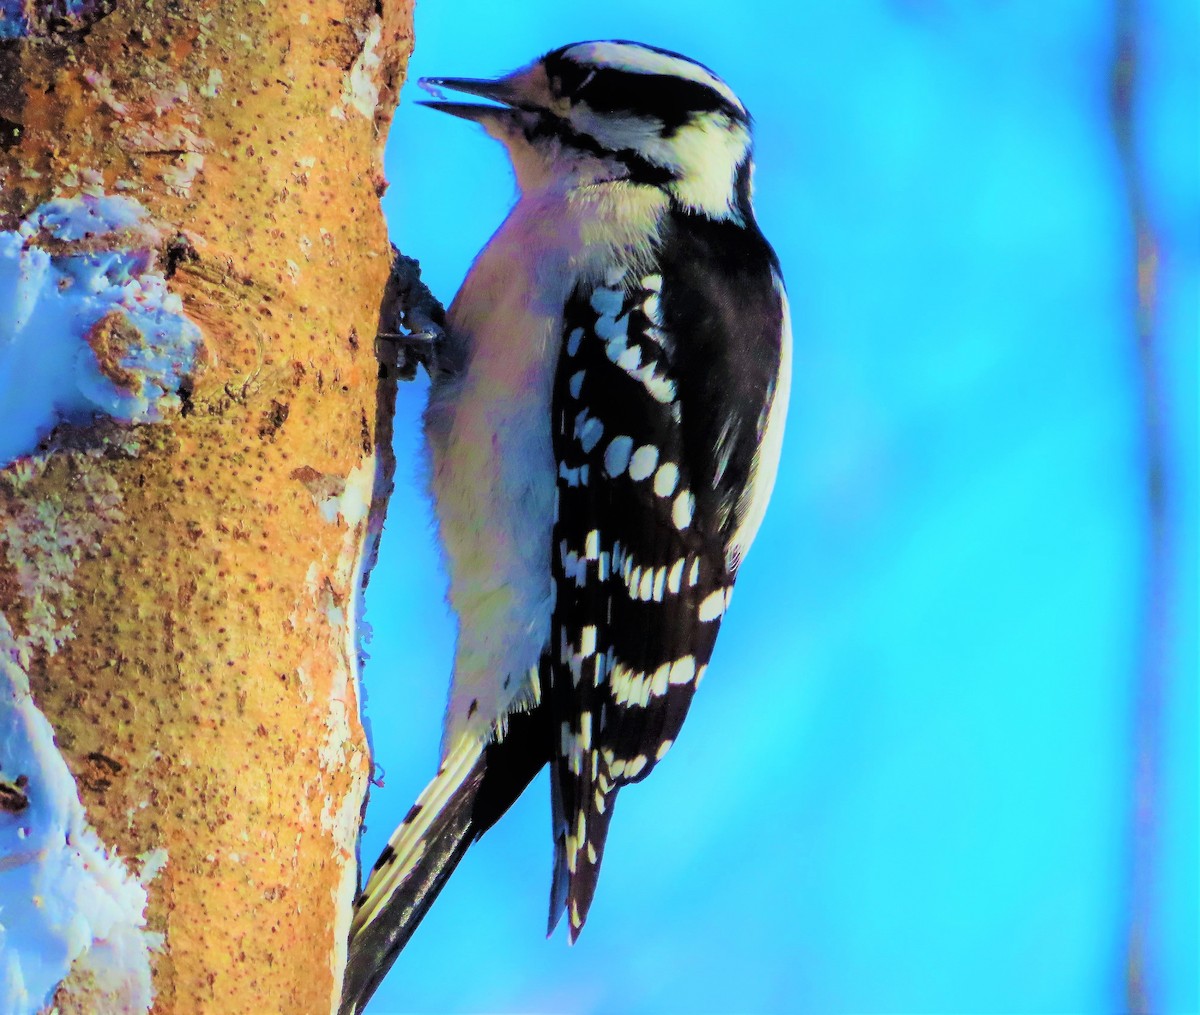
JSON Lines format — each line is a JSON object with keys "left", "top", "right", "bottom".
{"left": 0, "top": 2, "right": 412, "bottom": 1011}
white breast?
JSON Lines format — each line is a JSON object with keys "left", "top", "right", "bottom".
{"left": 424, "top": 182, "right": 667, "bottom": 751}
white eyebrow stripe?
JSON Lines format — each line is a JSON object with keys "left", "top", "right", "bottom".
{"left": 560, "top": 42, "right": 746, "bottom": 117}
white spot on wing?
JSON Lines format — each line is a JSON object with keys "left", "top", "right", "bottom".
{"left": 643, "top": 372, "right": 677, "bottom": 404}
{"left": 643, "top": 291, "right": 662, "bottom": 324}
{"left": 604, "top": 435, "right": 633, "bottom": 476}
{"left": 698, "top": 588, "right": 726, "bottom": 622}
{"left": 667, "top": 557, "right": 685, "bottom": 593}
{"left": 650, "top": 663, "right": 669, "bottom": 697}
{"left": 610, "top": 662, "right": 641, "bottom": 705}
{"left": 578, "top": 415, "right": 604, "bottom": 453}
{"left": 580, "top": 711, "right": 593, "bottom": 748}
{"left": 590, "top": 286, "right": 624, "bottom": 317}
{"left": 628, "top": 444, "right": 659, "bottom": 482}
{"left": 672, "top": 490, "right": 695, "bottom": 530}
{"left": 596, "top": 312, "right": 629, "bottom": 343}
{"left": 643, "top": 325, "right": 670, "bottom": 348}
{"left": 638, "top": 569, "right": 654, "bottom": 601}
{"left": 604, "top": 331, "right": 628, "bottom": 359}
{"left": 615, "top": 344, "right": 641, "bottom": 373}
{"left": 669, "top": 655, "right": 696, "bottom": 684}
{"left": 654, "top": 462, "right": 679, "bottom": 497}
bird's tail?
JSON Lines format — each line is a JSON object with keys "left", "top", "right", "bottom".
{"left": 339, "top": 735, "right": 486, "bottom": 1015}
{"left": 338, "top": 706, "right": 551, "bottom": 1015}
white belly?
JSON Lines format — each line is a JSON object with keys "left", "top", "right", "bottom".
{"left": 423, "top": 183, "right": 667, "bottom": 751}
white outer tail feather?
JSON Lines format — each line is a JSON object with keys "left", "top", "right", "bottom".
{"left": 351, "top": 734, "right": 484, "bottom": 936}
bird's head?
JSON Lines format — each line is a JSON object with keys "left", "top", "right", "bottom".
{"left": 419, "top": 40, "right": 755, "bottom": 222}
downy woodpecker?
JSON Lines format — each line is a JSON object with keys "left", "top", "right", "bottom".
{"left": 342, "top": 39, "right": 791, "bottom": 1013}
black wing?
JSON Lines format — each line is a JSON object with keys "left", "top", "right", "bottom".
{"left": 546, "top": 210, "right": 786, "bottom": 938}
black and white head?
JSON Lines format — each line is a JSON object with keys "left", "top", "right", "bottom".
{"left": 420, "top": 40, "right": 756, "bottom": 222}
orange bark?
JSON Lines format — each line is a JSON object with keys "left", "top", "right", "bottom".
{"left": 0, "top": 1, "right": 412, "bottom": 1010}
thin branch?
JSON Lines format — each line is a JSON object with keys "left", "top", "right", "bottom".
{"left": 1109, "top": 2, "right": 1171, "bottom": 1011}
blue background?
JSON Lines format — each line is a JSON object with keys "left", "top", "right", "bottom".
{"left": 363, "top": 2, "right": 1198, "bottom": 1012}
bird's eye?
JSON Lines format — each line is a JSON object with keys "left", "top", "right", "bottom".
{"left": 574, "top": 70, "right": 597, "bottom": 97}
{"left": 553, "top": 62, "right": 597, "bottom": 100}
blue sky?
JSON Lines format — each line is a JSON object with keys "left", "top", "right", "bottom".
{"left": 362, "top": 2, "right": 1197, "bottom": 1012}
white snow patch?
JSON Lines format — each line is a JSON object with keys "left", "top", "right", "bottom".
{"left": 137, "top": 848, "right": 168, "bottom": 887}
{"left": 0, "top": 1, "right": 104, "bottom": 37}
{"left": 333, "top": 15, "right": 384, "bottom": 121}
{"left": 23, "top": 193, "right": 149, "bottom": 241}
{"left": 318, "top": 458, "right": 374, "bottom": 532}
{"left": 0, "top": 194, "right": 203, "bottom": 467}
{"left": 0, "top": 652, "right": 154, "bottom": 1015}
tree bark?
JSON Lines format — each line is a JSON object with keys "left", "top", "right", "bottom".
{"left": 0, "top": 2, "right": 412, "bottom": 1011}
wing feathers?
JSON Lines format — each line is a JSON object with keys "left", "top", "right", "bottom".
{"left": 547, "top": 260, "right": 734, "bottom": 938}
{"left": 546, "top": 211, "right": 784, "bottom": 937}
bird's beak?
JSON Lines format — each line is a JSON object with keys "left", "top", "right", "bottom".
{"left": 417, "top": 76, "right": 524, "bottom": 122}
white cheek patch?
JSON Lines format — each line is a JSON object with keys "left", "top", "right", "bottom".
{"left": 569, "top": 104, "right": 750, "bottom": 221}
{"left": 662, "top": 119, "right": 750, "bottom": 221}
{"left": 571, "top": 107, "right": 662, "bottom": 161}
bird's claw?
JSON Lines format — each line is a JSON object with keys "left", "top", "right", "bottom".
{"left": 377, "top": 249, "right": 447, "bottom": 381}
{"left": 379, "top": 328, "right": 443, "bottom": 380}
